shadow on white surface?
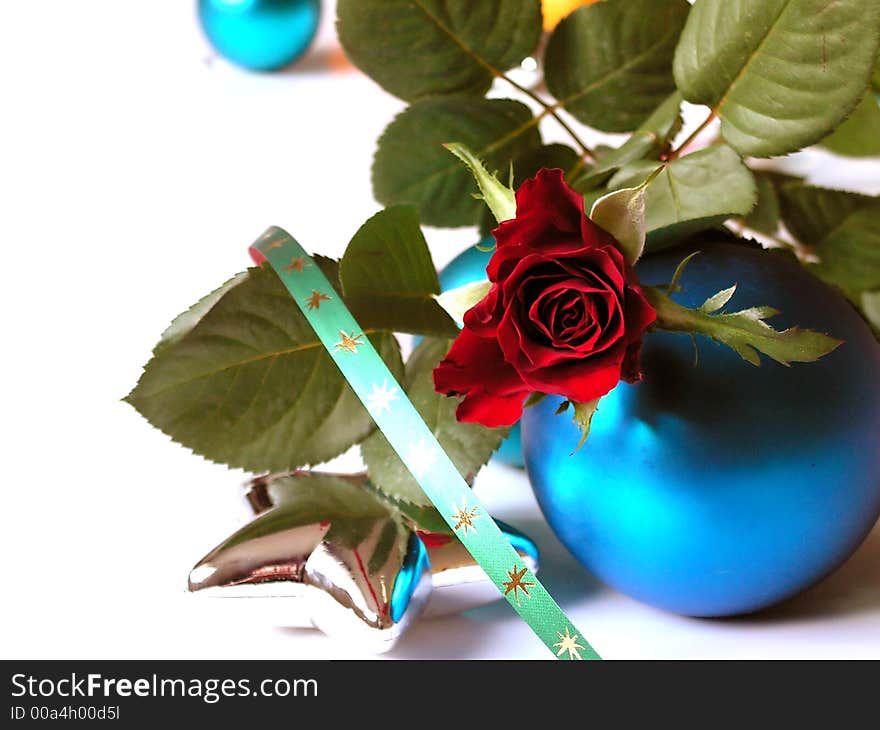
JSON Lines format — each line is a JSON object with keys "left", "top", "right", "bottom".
{"left": 481, "top": 514, "right": 603, "bottom": 611}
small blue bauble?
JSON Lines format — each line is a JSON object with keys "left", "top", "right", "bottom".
{"left": 439, "top": 240, "right": 524, "bottom": 468}
{"left": 522, "top": 240, "right": 880, "bottom": 616}
{"left": 199, "top": 0, "right": 321, "bottom": 72}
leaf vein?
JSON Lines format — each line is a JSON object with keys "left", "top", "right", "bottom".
{"left": 139, "top": 330, "right": 380, "bottom": 399}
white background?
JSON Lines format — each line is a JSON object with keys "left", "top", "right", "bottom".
{"left": 1, "top": 1, "right": 878, "bottom": 659}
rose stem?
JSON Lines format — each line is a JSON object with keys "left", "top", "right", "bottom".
{"left": 669, "top": 111, "right": 718, "bottom": 160}
{"left": 499, "top": 71, "right": 597, "bottom": 162}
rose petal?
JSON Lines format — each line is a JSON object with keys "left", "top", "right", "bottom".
{"left": 455, "top": 388, "right": 529, "bottom": 427}
{"left": 462, "top": 283, "right": 503, "bottom": 336}
{"left": 497, "top": 306, "right": 536, "bottom": 368}
{"left": 622, "top": 283, "right": 657, "bottom": 344}
{"left": 621, "top": 339, "right": 645, "bottom": 384}
{"left": 438, "top": 166, "right": 658, "bottom": 426}
{"left": 488, "top": 169, "right": 587, "bottom": 280}
{"left": 554, "top": 246, "right": 626, "bottom": 292}
{"left": 527, "top": 285, "right": 624, "bottom": 355}
{"left": 433, "top": 328, "right": 524, "bottom": 397}
{"left": 520, "top": 342, "right": 628, "bottom": 404}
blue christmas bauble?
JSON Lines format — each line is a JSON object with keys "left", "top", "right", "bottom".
{"left": 198, "top": 0, "right": 321, "bottom": 72}
{"left": 522, "top": 240, "right": 880, "bottom": 616}
{"left": 439, "top": 240, "right": 524, "bottom": 468}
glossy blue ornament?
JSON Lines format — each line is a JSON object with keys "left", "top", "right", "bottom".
{"left": 522, "top": 240, "right": 880, "bottom": 616}
{"left": 198, "top": 0, "right": 321, "bottom": 72}
{"left": 439, "top": 240, "right": 524, "bottom": 468}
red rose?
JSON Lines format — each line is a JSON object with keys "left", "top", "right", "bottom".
{"left": 433, "top": 168, "right": 656, "bottom": 428}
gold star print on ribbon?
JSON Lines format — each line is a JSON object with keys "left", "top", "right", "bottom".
{"left": 553, "top": 627, "right": 585, "bottom": 660}
{"left": 283, "top": 256, "right": 310, "bottom": 273}
{"left": 305, "top": 290, "right": 331, "bottom": 310}
{"left": 266, "top": 240, "right": 285, "bottom": 250}
{"left": 502, "top": 565, "right": 535, "bottom": 605}
{"left": 252, "top": 227, "right": 600, "bottom": 660}
{"left": 333, "top": 331, "right": 365, "bottom": 355}
{"left": 451, "top": 499, "right": 480, "bottom": 536}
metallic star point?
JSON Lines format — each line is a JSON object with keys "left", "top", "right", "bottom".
{"left": 451, "top": 499, "right": 480, "bottom": 536}
{"left": 305, "top": 290, "right": 331, "bottom": 310}
{"left": 502, "top": 564, "right": 535, "bottom": 605}
{"left": 553, "top": 626, "right": 585, "bottom": 660}
{"left": 283, "top": 256, "right": 310, "bottom": 273}
{"left": 333, "top": 330, "right": 365, "bottom": 355}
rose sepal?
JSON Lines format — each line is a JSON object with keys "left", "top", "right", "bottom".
{"left": 434, "top": 279, "right": 491, "bottom": 325}
{"left": 554, "top": 398, "right": 602, "bottom": 452}
{"left": 644, "top": 282, "right": 843, "bottom": 366}
{"left": 444, "top": 143, "right": 517, "bottom": 226}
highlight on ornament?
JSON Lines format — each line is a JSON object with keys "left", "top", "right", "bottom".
{"left": 198, "top": 0, "right": 321, "bottom": 71}
{"left": 128, "top": 0, "right": 880, "bottom": 658}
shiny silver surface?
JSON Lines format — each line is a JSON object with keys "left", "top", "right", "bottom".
{"left": 188, "top": 474, "right": 540, "bottom": 651}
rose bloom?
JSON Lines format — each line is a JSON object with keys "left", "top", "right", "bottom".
{"left": 433, "top": 168, "right": 656, "bottom": 428}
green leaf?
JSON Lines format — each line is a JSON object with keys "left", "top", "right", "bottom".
{"left": 509, "top": 143, "right": 582, "bottom": 180}
{"left": 444, "top": 143, "right": 517, "bottom": 224}
{"left": 253, "top": 470, "right": 454, "bottom": 535}
{"left": 589, "top": 167, "right": 662, "bottom": 265}
{"left": 164, "top": 260, "right": 337, "bottom": 355}
{"left": 608, "top": 145, "right": 757, "bottom": 250}
{"left": 572, "top": 92, "right": 683, "bottom": 191}
{"left": 645, "top": 285, "right": 842, "bottom": 367}
{"left": 234, "top": 472, "right": 390, "bottom": 549}
{"left": 373, "top": 97, "right": 542, "bottom": 227}
{"left": 808, "top": 208, "right": 880, "bottom": 301}
{"left": 126, "top": 266, "right": 404, "bottom": 473}
{"left": 368, "top": 519, "right": 403, "bottom": 574}
{"left": 778, "top": 183, "right": 880, "bottom": 245}
{"left": 673, "top": 0, "right": 880, "bottom": 157}
{"left": 339, "top": 206, "right": 458, "bottom": 338}
{"left": 544, "top": 0, "right": 691, "bottom": 133}
{"left": 378, "top": 492, "right": 454, "bottom": 535}
{"left": 337, "top": 0, "right": 542, "bottom": 102}
{"left": 778, "top": 184, "right": 880, "bottom": 317}
{"left": 361, "top": 338, "right": 509, "bottom": 506}
{"left": 232, "top": 471, "right": 409, "bottom": 566}
{"left": 155, "top": 272, "right": 249, "bottom": 355}
{"left": 820, "top": 93, "right": 880, "bottom": 158}
{"left": 435, "top": 279, "right": 491, "bottom": 324}
{"left": 742, "top": 173, "right": 782, "bottom": 235}
{"left": 699, "top": 285, "right": 738, "bottom": 314}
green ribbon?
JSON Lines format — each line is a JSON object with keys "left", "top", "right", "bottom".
{"left": 251, "top": 227, "right": 600, "bottom": 661}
